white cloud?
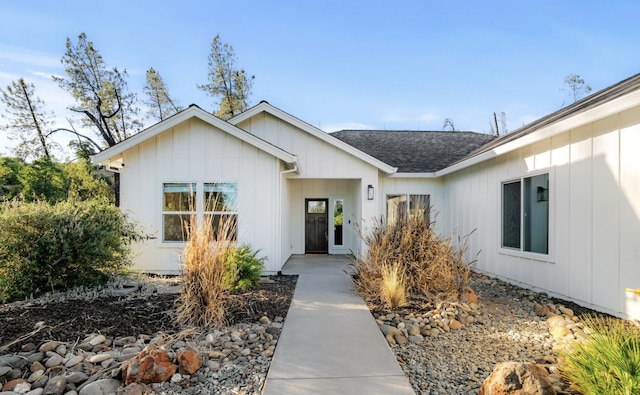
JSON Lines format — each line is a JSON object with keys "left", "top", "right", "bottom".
{"left": 30, "top": 70, "right": 64, "bottom": 80}
{"left": 0, "top": 45, "right": 61, "bottom": 69}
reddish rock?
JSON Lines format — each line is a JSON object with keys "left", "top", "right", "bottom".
{"left": 479, "top": 362, "right": 556, "bottom": 395}
{"left": 121, "top": 349, "right": 177, "bottom": 385}
{"left": 2, "top": 378, "right": 27, "bottom": 391}
{"left": 461, "top": 286, "right": 478, "bottom": 303}
{"left": 176, "top": 349, "right": 203, "bottom": 375}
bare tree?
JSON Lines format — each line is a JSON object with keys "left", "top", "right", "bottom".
{"left": 562, "top": 73, "right": 592, "bottom": 104}
{"left": 489, "top": 112, "right": 507, "bottom": 136}
{"left": 442, "top": 118, "right": 456, "bottom": 131}
{"left": 54, "top": 33, "right": 141, "bottom": 148}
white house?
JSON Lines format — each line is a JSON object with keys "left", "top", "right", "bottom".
{"left": 92, "top": 73, "right": 640, "bottom": 320}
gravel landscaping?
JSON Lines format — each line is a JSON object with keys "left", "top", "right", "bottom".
{"left": 0, "top": 270, "right": 608, "bottom": 394}
{"left": 369, "top": 272, "right": 604, "bottom": 395}
{"left": 0, "top": 275, "right": 296, "bottom": 395}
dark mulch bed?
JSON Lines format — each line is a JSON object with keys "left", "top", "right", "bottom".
{"left": 0, "top": 275, "right": 297, "bottom": 354}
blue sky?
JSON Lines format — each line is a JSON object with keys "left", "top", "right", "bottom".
{"left": 1, "top": 1, "right": 639, "bottom": 157}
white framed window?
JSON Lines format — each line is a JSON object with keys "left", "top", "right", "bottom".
{"left": 161, "top": 182, "right": 238, "bottom": 242}
{"left": 162, "top": 183, "right": 196, "bottom": 242}
{"left": 204, "top": 183, "right": 238, "bottom": 241}
{"left": 386, "top": 194, "right": 430, "bottom": 227}
{"left": 501, "top": 173, "right": 549, "bottom": 254}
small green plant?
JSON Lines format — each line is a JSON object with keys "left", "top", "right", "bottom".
{"left": 560, "top": 314, "right": 640, "bottom": 395}
{"left": 223, "top": 244, "right": 265, "bottom": 292}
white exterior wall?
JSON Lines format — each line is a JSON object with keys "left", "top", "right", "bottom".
{"left": 443, "top": 106, "right": 640, "bottom": 319}
{"left": 120, "top": 118, "right": 281, "bottom": 273}
{"left": 238, "top": 112, "right": 381, "bottom": 262}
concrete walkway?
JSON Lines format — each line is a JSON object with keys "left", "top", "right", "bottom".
{"left": 262, "top": 255, "right": 415, "bottom": 395}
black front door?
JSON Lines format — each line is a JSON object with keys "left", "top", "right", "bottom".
{"left": 305, "top": 199, "right": 329, "bottom": 254}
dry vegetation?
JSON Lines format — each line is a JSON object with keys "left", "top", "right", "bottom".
{"left": 175, "top": 213, "right": 235, "bottom": 328}
{"left": 354, "top": 214, "right": 474, "bottom": 308}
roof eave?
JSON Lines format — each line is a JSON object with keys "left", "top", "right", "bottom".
{"left": 389, "top": 172, "right": 439, "bottom": 178}
{"left": 437, "top": 87, "right": 640, "bottom": 176}
{"left": 91, "top": 105, "right": 297, "bottom": 165}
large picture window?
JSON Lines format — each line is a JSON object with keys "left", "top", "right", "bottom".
{"left": 163, "top": 183, "right": 196, "bottom": 242}
{"left": 386, "top": 194, "right": 430, "bottom": 227}
{"left": 501, "top": 173, "right": 549, "bottom": 254}
{"left": 162, "top": 182, "right": 238, "bottom": 242}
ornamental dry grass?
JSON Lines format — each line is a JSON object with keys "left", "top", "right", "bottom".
{"left": 175, "top": 214, "right": 236, "bottom": 329}
{"left": 355, "top": 215, "right": 474, "bottom": 308}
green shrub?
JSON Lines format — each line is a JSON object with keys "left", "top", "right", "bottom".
{"left": 0, "top": 199, "right": 144, "bottom": 302}
{"left": 223, "top": 244, "right": 265, "bottom": 292}
{"left": 560, "top": 314, "right": 640, "bottom": 395}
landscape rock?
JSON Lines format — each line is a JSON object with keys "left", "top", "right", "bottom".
{"left": 2, "top": 378, "right": 27, "bottom": 392}
{"left": 462, "top": 286, "right": 478, "bottom": 303}
{"left": 176, "top": 349, "right": 202, "bottom": 375}
{"left": 449, "top": 319, "right": 463, "bottom": 330}
{"left": 479, "top": 362, "right": 556, "bottom": 395}
{"left": 42, "top": 375, "right": 66, "bottom": 395}
{"left": 121, "top": 349, "right": 177, "bottom": 385}
{"left": 78, "top": 379, "right": 122, "bottom": 395}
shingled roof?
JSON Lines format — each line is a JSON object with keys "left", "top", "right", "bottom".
{"left": 331, "top": 130, "right": 496, "bottom": 173}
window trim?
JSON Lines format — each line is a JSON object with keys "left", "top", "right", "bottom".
{"left": 162, "top": 182, "right": 196, "bottom": 243}
{"left": 499, "top": 170, "right": 554, "bottom": 262}
{"left": 160, "top": 181, "right": 238, "bottom": 245}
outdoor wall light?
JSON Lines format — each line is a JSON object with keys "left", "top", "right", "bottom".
{"left": 367, "top": 185, "right": 374, "bottom": 200}
{"left": 537, "top": 186, "right": 548, "bottom": 202}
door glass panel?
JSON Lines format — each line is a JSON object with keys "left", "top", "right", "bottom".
{"left": 307, "top": 200, "right": 326, "bottom": 214}
{"left": 334, "top": 199, "right": 343, "bottom": 246}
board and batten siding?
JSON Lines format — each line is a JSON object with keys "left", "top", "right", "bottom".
{"left": 119, "top": 117, "right": 281, "bottom": 273}
{"left": 443, "top": 106, "right": 640, "bottom": 319}
{"left": 238, "top": 111, "right": 382, "bottom": 261}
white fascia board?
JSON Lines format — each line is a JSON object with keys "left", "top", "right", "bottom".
{"left": 389, "top": 172, "right": 438, "bottom": 178}
{"left": 437, "top": 89, "right": 640, "bottom": 177}
{"left": 91, "top": 106, "right": 297, "bottom": 165}
{"left": 231, "top": 102, "right": 397, "bottom": 174}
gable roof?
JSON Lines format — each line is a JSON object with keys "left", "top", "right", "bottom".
{"left": 331, "top": 130, "right": 496, "bottom": 173}
{"left": 91, "top": 104, "right": 298, "bottom": 168}
{"left": 441, "top": 72, "right": 640, "bottom": 175}
{"left": 230, "top": 101, "right": 398, "bottom": 174}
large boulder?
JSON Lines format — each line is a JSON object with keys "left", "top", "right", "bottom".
{"left": 479, "top": 362, "right": 556, "bottom": 395}
{"left": 121, "top": 349, "right": 177, "bottom": 385}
